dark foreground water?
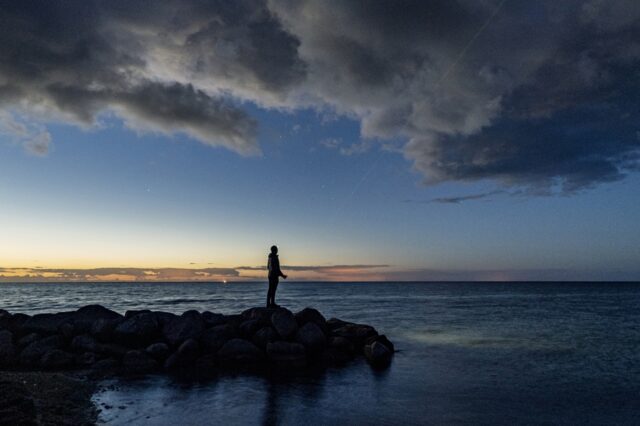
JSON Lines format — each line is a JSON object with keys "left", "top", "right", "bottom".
{"left": 2, "top": 282, "right": 640, "bottom": 425}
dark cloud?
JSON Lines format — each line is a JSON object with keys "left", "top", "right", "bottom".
{"left": 405, "top": 190, "right": 507, "bottom": 205}
{"left": 1, "top": 0, "right": 639, "bottom": 191}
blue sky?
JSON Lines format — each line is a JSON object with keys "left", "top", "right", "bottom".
{"left": 1, "top": 1, "right": 639, "bottom": 281}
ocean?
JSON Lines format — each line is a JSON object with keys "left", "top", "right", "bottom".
{"left": 2, "top": 281, "right": 639, "bottom": 425}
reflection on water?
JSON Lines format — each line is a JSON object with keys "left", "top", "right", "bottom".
{"left": 3, "top": 282, "right": 640, "bottom": 424}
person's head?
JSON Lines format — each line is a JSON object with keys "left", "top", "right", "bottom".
{"left": 270, "top": 245, "right": 278, "bottom": 254}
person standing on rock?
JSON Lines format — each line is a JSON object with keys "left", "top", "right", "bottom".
{"left": 267, "top": 245, "right": 287, "bottom": 308}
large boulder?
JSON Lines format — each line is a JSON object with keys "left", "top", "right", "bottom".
{"left": 218, "top": 339, "right": 264, "bottom": 363}
{"left": 271, "top": 309, "right": 298, "bottom": 340}
{"left": 72, "top": 305, "right": 122, "bottom": 333}
{"left": 202, "top": 311, "right": 226, "bottom": 327}
{"left": 20, "top": 335, "right": 64, "bottom": 365}
{"left": 0, "top": 330, "right": 16, "bottom": 366}
{"left": 17, "top": 333, "right": 40, "bottom": 349}
{"left": 123, "top": 350, "right": 158, "bottom": 374}
{"left": 164, "top": 339, "right": 200, "bottom": 370}
{"left": 332, "top": 323, "right": 378, "bottom": 348}
{"left": 21, "top": 312, "right": 73, "bottom": 335}
{"left": 296, "top": 322, "right": 327, "bottom": 354}
{"left": 145, "top": 342, "right": 170, "bottom": 360}
{"left": 295, "top": 322, "right": 326, "bottom": 354}
{"left": 0, "top": 310, "right": 12, "bottom": 330}
{"left": 90, "top": 318, "right": 121, "bottom": 341}
{"left": 365, "top": 334, "right": 395, "bottom": 353}
{"left": 295, "top": 308, "right": 328, "bottom": 333}
{"left": 200, "top": 324, "right": 236, "bottom": 353}
{"left": 241, "top": 307, "right": 278, "bottom": 326}
{"left": 41, "top": 349, "right": 74, "bottom": 369}
{"left": 327, "top": 318, "right": 351, "bottom": 331}
{"left": 266, "top": 341, "right": 306, "bottom": 367}
{"left": 162, "top": 310, "right": 204, "bottom": 346}
{"left": 363, "top": 341, "right": 393, "bottom": 368}
{"left": 94, "top": 342, "right": 129, "bottom": 359}
{"left": 239, "top": 319, "right": 261, "bottom": 338}
{"left": 5, "top": 313, "right": 30, "bottom": 335}
{"left": 252, "top": 326, "right": 278, "bottom": 349}
{"left": 71, "top": 335, "right": 99, "bottom": 353}
{"left": 114, "top": 312, "right": 160, "bottom": 346}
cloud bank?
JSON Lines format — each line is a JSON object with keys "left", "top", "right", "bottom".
{"left": 1, "top": 0, "right": 639, "bottom": 191}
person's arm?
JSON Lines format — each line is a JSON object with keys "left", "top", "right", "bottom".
{"left": 276, "top": 258, "right": 287, "bottom": 279}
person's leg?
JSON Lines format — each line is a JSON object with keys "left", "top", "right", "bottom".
{"left": 267, "top": 277, "right": 276, "bottom": 307}
{"left": 272, "top": 279, "right": 279, "bottom": 307}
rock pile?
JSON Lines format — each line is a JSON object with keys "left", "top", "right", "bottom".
{"left": 0, "top": 305, "right": 394, "bottom": 376}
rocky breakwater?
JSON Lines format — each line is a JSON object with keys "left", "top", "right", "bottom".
{"left": 0, "top": 305, "right": 394, "bottom": 376}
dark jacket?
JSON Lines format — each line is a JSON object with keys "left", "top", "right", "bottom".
{"left": 268, "top": 253, "right": 285, "bottom": 278}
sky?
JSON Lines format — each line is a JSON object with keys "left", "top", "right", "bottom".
{"left": 1, "top": 0, "right": 639, "bottom": 282}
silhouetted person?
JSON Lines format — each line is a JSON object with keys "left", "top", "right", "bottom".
{"left": 267, "top": 245, "right": 287, "bottom": 308}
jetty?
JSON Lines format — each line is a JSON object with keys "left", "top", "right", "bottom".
{"left": 0, "top": 305, "right": 394, "bottom": 376}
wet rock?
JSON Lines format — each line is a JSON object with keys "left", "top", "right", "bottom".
{"left": 20, "top": 335, "right": 65, "bottom": 365}
{"left": 332, "top": 323, "right": 378, "bottom": 348}
{"left": 162, "top": 310, "right": 203, "bottom": 346}
{"left": 295, "top": 322, "right": 326, "bottom": 353}
{"left": 145, "top": 342, "right": 170, "bottom": 360}
{"left": 271, "top": 308, "right": 298, "bottom": 340}
{"left": 114, "top": 312, "right": 160, "bottom": 346}
{"left": 365, "top": 334, "right": 395, "bottom": 353}
{"left": 71, "top": 335, "right": 99, "bottom": 353}
{"left": 295, "top": 308, "right": 328, "bottom": 333}
{"left": 218, "top": 339, "right": 264, "bottom": 363}
{"left": 364, "top": 341, "right": 393, "bottom": 368}
{"left": 266, "top": 341, "right": 306, "bottom": 367}
{"left": 123, "top": 350, "right": 158, "bottom": 374}
{"left": 0, "top": 330, "right": 16, "bottom": 366}
{"left": 329, "top": 336, "right": 355, "bottom": 356}
{"left": 165, "top": 338, "right": 200, "bottom": 370}
{"left": 200, "top": 324, "right": 236, "bottom": 353}
{"left": 202, "top": 311, "right": 226, "bottom": 327}
{"left": 41, "top": 349, "right": 74, "bottom": 369}
{"left": 239, "top": 319, "right": 261, "bottom": 337}
{"left": 252, "top": 326, "right": 278, "bottom": 349}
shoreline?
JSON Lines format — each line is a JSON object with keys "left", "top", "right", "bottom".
{"left": 0, "top": 371, "right": 97, "bottom": 425}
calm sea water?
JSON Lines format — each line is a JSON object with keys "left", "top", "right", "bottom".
{"left": 2, "top": 281, "right": 640, "bottom": 425}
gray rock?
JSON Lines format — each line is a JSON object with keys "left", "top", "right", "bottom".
{"left": 165, "top": 338, "right": 200, "bottom": 370}
{"left": 162, "top": 310, "right": 203, "bottom": 346}
{"left": 0, "top": 330, "right": 16, "bottom": 366}
{"left": 195, "top": 354, "right": 217, "bottom": 372}
{"left": 145, "top": 342, "right": 170, "bottom": 360}
{"left": 71, "top": 335, "right": 98, "bottom": 353}
{"left": 124, "top": 309, "right": 151, "bottom": 319}
{"left": 20, "top": 335, "right": 64, "bottom": 365}
{"left": 90, "top": 358, "right": 120, "bottom": 374}
{"left": 202, "top": 311, "right": 226, "bottom": 327}
{"left": 271, "top": 308, "right": 298, "bottom": 340}
{"left": 200, "top": 324, "right": 236, "bottom": 353}
{"left": 295, "top": 322, "right": 326, "bottom": 353}
{"left": 363, "top": 341, "right": 393, "bottom": 368}
{"left": 95, "top": 342, "right": 128, "bottom": 358}
{"left": 40, "top": 349, "right": 74, "bottom": 369}
{"left": 5, "top": 313, "right": 29, "bottom": 334}
{"left": 218, "top": 339, "right": 264, "bottom": 363}
{"left": 329, "top": 336, "right": 355, "bottom": 356}
{"left": 114, "top": 313, "right": 160, "bottom": 346}
{"left": 295, "top": 308, "right": 328, "bottom": 333}
{"left": 153, "top": 311, "right": 177, "bottom": 328}
{"left": 123, "top": 350, "right": 158, "bottom": 374}
{"left": 266, "top": 341, "right": 306, "bottom": 367}
{"left": 252, "top": 326, "right": 278, "bottom": 349}
{"left": 241, "top": 307, "right": 278, "bottom": 325}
